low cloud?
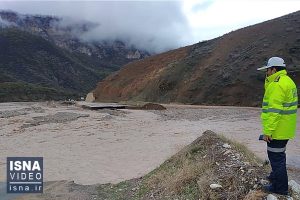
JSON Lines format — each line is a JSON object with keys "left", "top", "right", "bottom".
{"left": 0, "top": 14, "right": 17, "bottom": 27}
{"left": 0, "top": 1, "right": 192, "bottom": 53}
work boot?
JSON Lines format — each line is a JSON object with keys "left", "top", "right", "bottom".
{"left": 263, "top": 184, "right": 288, "bottom": 196}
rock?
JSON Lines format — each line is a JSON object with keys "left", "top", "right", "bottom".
{"left": 260, "top": 179, "right": 269, "bottom": 185}
{"left": 244, "top": 162, "right": 250, "bottom": 165}
{"left": 223, "top": 150, "right": 231, "bottom": 155}
{"left": 210, "top": 184, "right": 222, "bottom": 189}
{"left": 267, "top": 194, "right": 278, "bottom": 200}
{"left": 127, "top": 50, "right": 141, "bottom": 59}
{"left": 222, "top": 143, "right": 231, "bottom": 148}
{"left": 131, "top": 187, "right": 139, "bottom": 191}
{"left": 85, "top": 92, "right": 95, "bottom": 102}
{"left": 225, "top": 164, "right": 234, "bottom": 168}
{"left": 288, "top": 180, "right": 300, "bottom": 194}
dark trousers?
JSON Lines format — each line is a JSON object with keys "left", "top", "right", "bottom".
{"left": 267, "top": 139, "right": 289, "bottom": 193}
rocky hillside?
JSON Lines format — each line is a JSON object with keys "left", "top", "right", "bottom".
{"left": 0, "top": 11, "right": 151, "bottom": 101}
{"left": 94, "top": 11, "right": 300, "bottom": 106}
{"left": 0, "top": 28, "right": 109, "bottom": 101}
{"left": 0, "top": 11, "right": 150, "bottom": 66}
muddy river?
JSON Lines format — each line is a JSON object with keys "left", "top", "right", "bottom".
{"left": 0, "top": 102, "right": 299, "bottom": 186}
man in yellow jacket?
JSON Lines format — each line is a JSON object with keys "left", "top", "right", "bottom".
{"left": 257, "top": 57, "right": 298, "bottom": 195}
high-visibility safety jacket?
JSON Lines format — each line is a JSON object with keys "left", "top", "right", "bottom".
{"left": 261, "top": 70, "right": 298, "bottom": 139}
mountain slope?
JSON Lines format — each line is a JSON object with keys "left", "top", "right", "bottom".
{"left": 0, "top": 10, "right": 150, "bottom": 66}
{"left": 0, "top": 10, "right": 151, "bottom": 102}
{"left": 0, "top": 28, "right": 112, "bottom": 100}
{"left": 94, "top": 11, "right": 300, "bottom": 106}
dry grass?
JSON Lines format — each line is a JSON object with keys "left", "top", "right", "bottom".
{"left": 196, "top": 168, "right": 219, "bottom": 199}
{"left": 145, "top": 142, "right": 213, "bottom": 197}
{"left": 165, "top": 159, "right": 213, "bottom": 194}
{"left": 243, "top": 190, "right": 266, "bottom": 200}
{"left": 137, "top": 131, "right": 268, "bottom": 199}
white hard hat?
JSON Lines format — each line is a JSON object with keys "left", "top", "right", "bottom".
{"left": 257, "top": 57, "right": 286, "bottom": 71}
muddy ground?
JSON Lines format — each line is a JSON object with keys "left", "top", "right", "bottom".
{"left": 0, "top": 102, "right": 299, "bottom": 199}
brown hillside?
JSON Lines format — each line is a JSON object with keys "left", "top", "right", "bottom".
{"left": 94, "top": 11, "right": 300, "bottom": 106}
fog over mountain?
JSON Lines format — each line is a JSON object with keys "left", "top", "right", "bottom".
{"left": 0, "top": 9, "right": 152, "bottom": 102}
{"left": 0, "top": 1, "right": 191, "bottom": 53}
{"left": 0, "top": 15, "right": 15, "bottom": 27}
{"left": 2, "top": 0, "right": 299, "bottom": 53}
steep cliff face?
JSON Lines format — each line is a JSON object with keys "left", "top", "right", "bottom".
{"left": 94, "top": 11, "right": 300, "bottom": 106}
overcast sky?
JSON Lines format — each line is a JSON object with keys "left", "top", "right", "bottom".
{"left": 0, "top": 0, "right": 299, "bottom": 53}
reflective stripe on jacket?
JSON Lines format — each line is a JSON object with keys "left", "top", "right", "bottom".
{"left": 261, "top": 70, "right": 298, "bottom": 139}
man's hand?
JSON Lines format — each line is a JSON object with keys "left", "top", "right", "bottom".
{"left": 263, "top": 135, "right": 273, "bottom": 143}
